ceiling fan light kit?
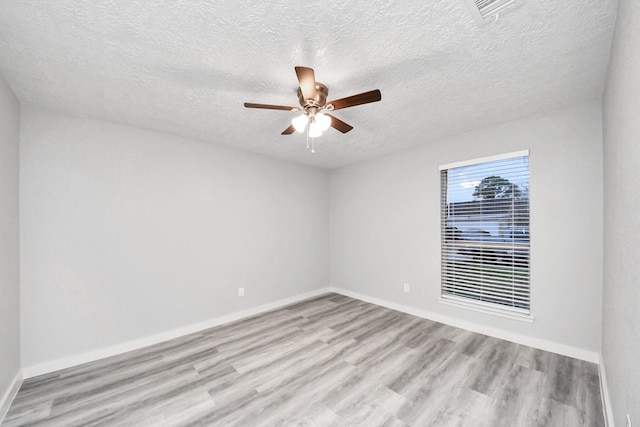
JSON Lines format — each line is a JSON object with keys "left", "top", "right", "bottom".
{"left": 244, "top": 66, "right": 381, "bottom": 152}
{"left": 292, "top": 111, "right": 331, "bottom": 134}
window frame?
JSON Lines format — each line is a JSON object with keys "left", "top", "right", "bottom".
{"left": 439, "top": 150, "right": 533, "bottom": 322}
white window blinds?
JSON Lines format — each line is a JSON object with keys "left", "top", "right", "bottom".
{"left": 440, "top": 151, "right": 530, "bottom": 314}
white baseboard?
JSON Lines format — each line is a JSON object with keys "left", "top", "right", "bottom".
{"left": 22, "top": 287, "right": 331, "bottom": 379}
{"left": 0, "top": 370, "right": 23, "bottom": 424}
{"left": 598, "top": 359, "right": 615, "bottom": 427}
{"left": 20, "top": 285, "right": 601, "bottom": 378}
{"left": 329, "top": 287, "right": 600, "bottom": 363}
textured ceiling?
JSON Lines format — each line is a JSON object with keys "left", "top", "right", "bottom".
{"left": 0, "top": 1, "right": 617, "bottom": 169}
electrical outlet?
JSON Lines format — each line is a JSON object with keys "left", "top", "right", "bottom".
{"left": 238, "top": 287, "right": 245, "bottom": 297}
{"left": 403, "top": 283, "right": 410, "bottom": 293}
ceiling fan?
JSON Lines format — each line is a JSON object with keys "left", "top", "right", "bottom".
{"left": 244, "top": 66, "right": 382, "bottom": 139}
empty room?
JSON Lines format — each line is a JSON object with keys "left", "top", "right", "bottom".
{"left": 0, "top": 0, "right": 638, "bottom": 426}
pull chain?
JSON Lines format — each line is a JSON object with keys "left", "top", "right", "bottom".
{"left": 305, "top": 124, "right": 316, "bottom": 154}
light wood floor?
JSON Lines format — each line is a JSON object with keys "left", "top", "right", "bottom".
{"left": 3, "top": 293, "right": 604, "bottom": 426}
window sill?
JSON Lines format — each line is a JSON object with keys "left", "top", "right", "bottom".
{"left": 438, "top": 297, "right": 535, "bottom": 323}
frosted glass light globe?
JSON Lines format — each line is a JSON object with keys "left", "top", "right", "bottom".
{"left": 292, "top": 114, "right": 308, "bottom": 133}
{"left": 315, "top": 112, "right": 331, "bottom": 131}
{"left": 308, "top": 121, "right": 323, "bottom": 138}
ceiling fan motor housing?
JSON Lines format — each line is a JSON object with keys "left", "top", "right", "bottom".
{"left": 298, "top": 83, "right": 329, "bottom": 109}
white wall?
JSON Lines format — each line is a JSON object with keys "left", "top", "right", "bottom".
{"left": 0, "top": 74, "right": 21, "bottom": 412}
{"left": 20, "top": 108, "right": 329, "bottom": 368}
{"left": 330, "top": 102, "right": 603, "bottom": 356}
{"left": 602, "top": 0, "right": 640, "bottom": 424}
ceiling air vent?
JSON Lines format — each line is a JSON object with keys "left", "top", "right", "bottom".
{"left": 464, "top": 0, "right": 516, "bottom": 22}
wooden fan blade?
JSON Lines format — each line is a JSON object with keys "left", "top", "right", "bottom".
{"left": 328, "top": 89, "right": 382, "bottom": 111}
{"left": 244, "top": 102, "right": 296, "bottom": 111}
{"left": 281, "top": 124, "right": 296, "bottom": 135}
{"left": 326, "top": 114, "right": 353, "bottom": 133}
{"left": 295, "top": 66, "right": 317, "bottom": 102}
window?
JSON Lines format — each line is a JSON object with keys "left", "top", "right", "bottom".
{"left": 440, "top": 151, "right": 530, "bottom": 316}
